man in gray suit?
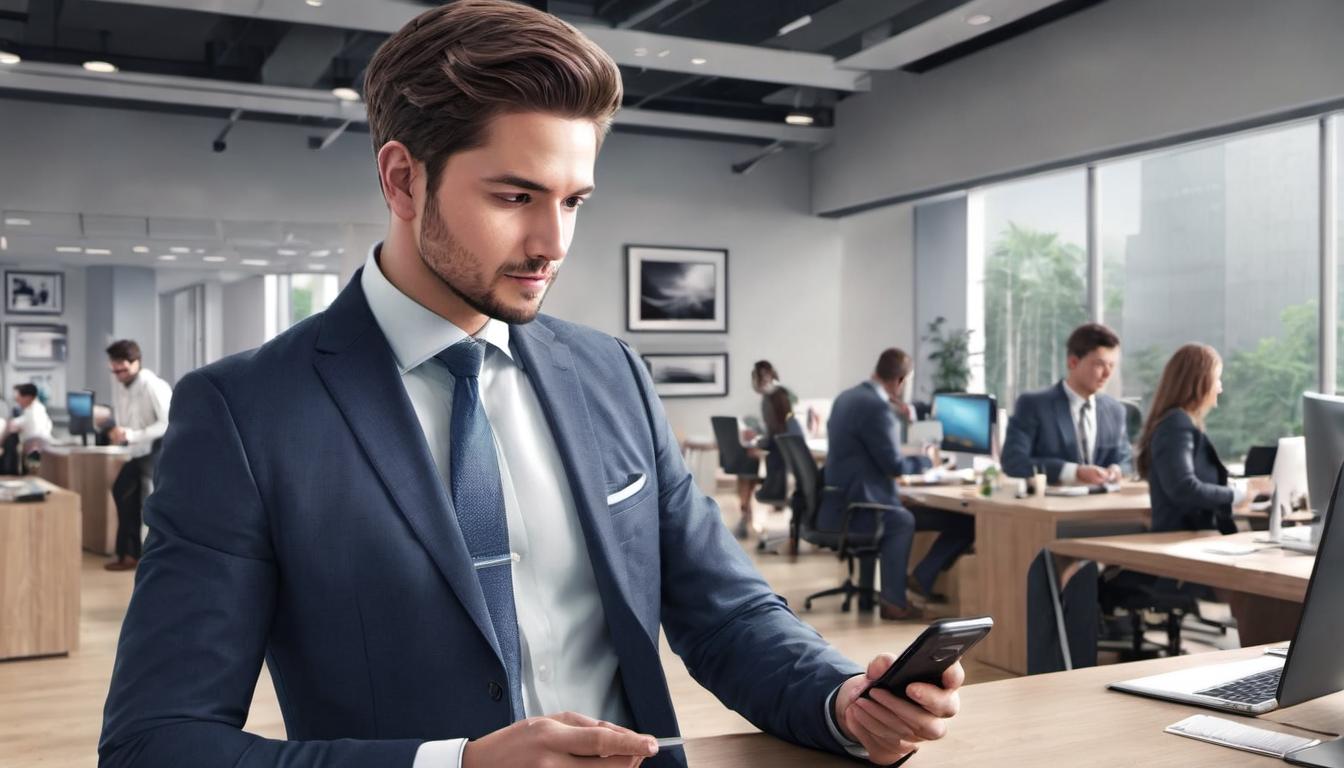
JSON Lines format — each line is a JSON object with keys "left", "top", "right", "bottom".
{"left": 1001, "top": 323, "right": 1133, "bottom": 485}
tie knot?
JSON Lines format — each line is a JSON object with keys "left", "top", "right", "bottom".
{"left": 438, "top": 339, "right": 486, "bottom": 378}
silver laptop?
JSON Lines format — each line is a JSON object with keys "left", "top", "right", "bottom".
{"left": 1109, "top": 462, "right": 1344, "bottom": 715}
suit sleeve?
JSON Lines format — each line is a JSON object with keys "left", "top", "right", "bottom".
{"left": 616, "top": 342, "right": 863, "bottom": 756}
{"left": 99, "top": 371, "right": 422, "bottom": 767}
{"left": 1149, "top": 422, "right": 1235, "bottom": 513}
{"left": 855, "top": 397, "right": 929, "bottom": 477}
{"left": 1002, "top": 395, "right": 1064, "bottom": 482}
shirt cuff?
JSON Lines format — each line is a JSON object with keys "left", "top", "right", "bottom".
{"left": 413, "top": 739, "right": 468, "bottom": 768}
{"left": 122, "top": 427, "right": 142, "bottom": 445}
{"left": 824, "top": 685, "right": 870, "bottom": 760}
{"left": 1059, "top": 462, "right": 1079, "bottom": 485}
{"left": 1229, "top": 478, "right": 1248, "bottom": 506}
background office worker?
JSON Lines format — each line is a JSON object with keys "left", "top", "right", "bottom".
{"left": 1, "top": 382, "right": 52, "bottom": 474}
{"left": 103, "top": 339, "right": 172, "bottom": 572}
{"left": 99, "top": 3, "right": 962, "bottom": 767}
{"left": 1137, "top": 344, "right": 1271, "bottom": 533}
{"left": 822, "top": 349, "right": 974, "bottom": 620}
{"left": 1002, "top": 323, "right": 1133, "bottom": 485}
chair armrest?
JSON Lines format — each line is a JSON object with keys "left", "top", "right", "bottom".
{"left": 839, "top": 502, "right": 891, "bottom": 556}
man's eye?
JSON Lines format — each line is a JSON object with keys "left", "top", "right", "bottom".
{"left": 500, "top": 193, "right": 531, "bottom": 204}
{"left": 564, "top": 196, "right": 586, "bottom": 209}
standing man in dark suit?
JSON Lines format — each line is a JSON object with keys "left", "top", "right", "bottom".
{"left": 822, "top": 349, "right": 976, "bottom": 620}
{"left": 1001, "top": 323, "right": 1133, "bottom": 485}
{"left": 98, "top": 3, "right": 962, "bottom": 767}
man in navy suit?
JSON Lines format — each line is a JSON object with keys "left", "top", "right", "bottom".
{"left": 1001, "top": 323, "right": 1133, "bottom": 485}
{"left": 822, "top": 349, "right": 976, "bottom": 621}
{"left": 98, "top": 2, "right": 961, "bottom": 767}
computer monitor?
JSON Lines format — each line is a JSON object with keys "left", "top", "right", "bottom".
{"left": 67, "top": 390, "right": 94, "bottom": 444}
{"left": 1267, "top": 436, "right": 1308, "bottom": 541}
{"left": 1303, "top": 393, "right": 1344, "bottom": 532}
{"left": 932, "top": 393, "right": 997, "bottom": 456}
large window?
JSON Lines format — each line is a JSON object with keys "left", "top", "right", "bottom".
{"left": 1101, "top": 122, "right": 1319, "bottom": 459}
{"left": 970, "top": 170, "right": 1088, "bottom": 408}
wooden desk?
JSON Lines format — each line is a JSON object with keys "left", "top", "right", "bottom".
{"left": 0, "top": 479, "right": 81, "bottom": 660}
{"left": 682, "top": 647, "right": 1341, "bottom": 766}
{"left": 1050, "top": 530, "right": 1313, "bottom": 646}
{"left": 901, "top": 483, "right": 1151, "bottom": 675}
{"left": 38, "top": 445, "right": 129, "bottom": 555}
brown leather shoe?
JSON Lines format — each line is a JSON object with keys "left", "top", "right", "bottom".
{"left": 907, "top": 575, "right": 949, "bottom": 605}
{"left": 104, "top": 557, "right": 138, "bottom": 572}
{"left": 879, "top": 598, "right": 922, "bottom": 621}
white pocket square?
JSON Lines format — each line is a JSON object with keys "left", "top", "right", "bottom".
{"left": 606, "top": 474, "right": 647, "bottom": 505}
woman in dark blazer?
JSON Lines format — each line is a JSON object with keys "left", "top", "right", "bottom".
{"left": 1137, "top": 344, "right": 1269, "bottom": 533}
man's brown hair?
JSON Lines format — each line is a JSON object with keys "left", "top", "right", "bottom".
{"left": 364, "top": 0, "right": 623, "bottom": 195}
{"left": 1066, "top": 323, "right": 1120, "bottom": 360}
{"left": 106, "top": 340, "right": 141, "bottom": 364}
{"left": 875, "top": 348, "right": 914, "bottom": 383}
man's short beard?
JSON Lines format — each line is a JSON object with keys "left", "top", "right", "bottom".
{"left": 418, "top": 194, "right": 555, "bottom": 325}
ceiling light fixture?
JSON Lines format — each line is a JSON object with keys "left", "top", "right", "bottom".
{"left": 305, "top": 0, "right": 323, "bottom": 6}
{"left": 0, "top": 236, "right": 7, "bottom": 251}
{"left": 0, "top": 52, "right": 20, "bottom": 65}
{"left": 55, "top": 246, "right": 83, "bottom": 253}
{"left": 332, "top": 86, "right": 360, "bottom": 102}
{"left": 690, "top": 57, "right": 708, "bottom": 65}
{"left": 966, "top": 14, "right": 992, "bottom": 26}
{"left": 203, "top": 255, "right": 227, "bottom": 263}
{"left": 157, "top": 254, "right": 178, "bottom": 261}
{"left": 84, "top": 248, "right": 112, "bottom": 255}
{"left": 132, "top": 245, "right": 149, "bottom": 253}
{"left": 241, "top": 258, "right": 270, "bottom": 266}
{"left": 83, "top": 60, "right": 118, "bottom": 73}
{"left": 309, "top": 249, "right": 330, "bottom": 257}
{"left": 656, "top": 49, "right": 670, "bottom": 58}
{"left": 308, "top": 263, "right": 327, "bottom": 271}
{"left": 4, "top": 217, "right": 31, "bottom": 226}
{"left": 277, "top": 248, "right": 299, "bottom": 256}
{"left": 633, "top": 47, "right": 648, "bottom": 57}
{"left": 785, "top": 111, "right": 815, "bottom": 126}
{"left": 778, "top": 15, "right": 812, "bottom": 36}
{"left": 170, "top": 246, "right": 191, "bottom": 254}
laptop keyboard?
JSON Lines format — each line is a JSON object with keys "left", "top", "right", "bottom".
{"left": 1195, "top": 668, "right": 1282, "bottom": 705}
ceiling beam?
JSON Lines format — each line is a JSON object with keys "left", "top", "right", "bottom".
{"left": 261, "top": 26, "right": 350, "bottom": 88}
{"left": 837, "top": 0, "right": 1065, "bottom": 70}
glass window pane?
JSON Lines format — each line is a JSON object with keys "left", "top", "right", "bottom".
{"left": 1101, "top": 121, "right": 1319, "bottom": 460}
{"left": 289, "top": 273, "right": 339, "bottom": 326}
{"left": 971, "top": 170, "right": 1088, "bottom": 408}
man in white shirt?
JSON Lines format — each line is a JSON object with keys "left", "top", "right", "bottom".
{"left": 104, "top": 339, "right": 173, "bottom": 571}
{"left": 100, "top": 3, "right": 962, "bottom": 766}
{"left": 2, "top": 383, "right": 52, "bottom": 473}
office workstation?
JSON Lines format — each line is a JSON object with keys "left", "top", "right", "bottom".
{"left": 7, "top": 0, "right": 1344, "bottom": 766}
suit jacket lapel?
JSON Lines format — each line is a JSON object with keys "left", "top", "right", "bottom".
{"left": 1054, "top": 382, "right": 1081, "bottom": 462}
{"left": 312, "top": 275, "right": 502, "bottom": 662}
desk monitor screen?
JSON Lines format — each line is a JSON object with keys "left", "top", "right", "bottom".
{"left": 932, "top": 393, "right": 996, "bottom": 456}
{"left": 1303, "top": 393, "right": 1344, "bottom": 528}
{"left": 67, "top": 390, "right": 95, "bottom": 436}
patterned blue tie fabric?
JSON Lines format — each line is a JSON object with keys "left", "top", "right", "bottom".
{"left": 436, "top": 338, "right": 524, "bottom": 720}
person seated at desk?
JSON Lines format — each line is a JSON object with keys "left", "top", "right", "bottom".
{"left": 0, "top": 383, "right": 52, "bottom": 474}
{"left": 1002, "top": 323, "right": 1133, "bottom": 485}
{"left": 1137, "top": 344, "right": 1271, "bottom": 533}
{"left": 823, "top": 348, "right": 975, "bottom": 620}
{"left": 746, "top": 360, "right": 798, "bottom": 508}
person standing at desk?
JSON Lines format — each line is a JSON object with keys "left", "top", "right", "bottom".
{"left": 104, "top": 339, "right": 172, "bottom": 572}
{"left": 1, "top": 383, "right": 52, "bottom": 474}
{"left": 1137, "top": 344, "right": 1271, "bottom": 533}
{"left": 822, "top": 349, "right": 974, "bottom": 619}
{"left": 100, "top": 4, "right": 963, "bottom": 766}
{"left": 1002, "top": 323, "right": 1133, "bottom": 485}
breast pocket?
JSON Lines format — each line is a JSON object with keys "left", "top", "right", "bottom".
{"left": 607, "top": 473, "right": 656, "bottom": 543}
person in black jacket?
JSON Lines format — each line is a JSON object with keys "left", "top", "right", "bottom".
{"left": 1136, "top": 344, "right": 1271, "bottom": 533}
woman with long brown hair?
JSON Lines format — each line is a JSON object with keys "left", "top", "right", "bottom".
{"left": 1137, "top": 344, "right": 1270, "bottom": 532}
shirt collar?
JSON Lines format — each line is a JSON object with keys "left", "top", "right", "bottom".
{"left": 360, "top": 243, "right": 514, "bottom": 374}
{"left": 1062, "top": 380, "right": 1095, "bottom": 413}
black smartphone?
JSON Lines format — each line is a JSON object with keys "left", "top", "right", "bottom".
{"left": 859, "top": 616, "right": 993, "bottom": 702}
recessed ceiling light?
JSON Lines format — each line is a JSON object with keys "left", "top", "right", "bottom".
{"left": 0, "top": 236, "right": 7, "bottom": 251}
{"left": 337, "top": 247, "right": 345, "bottom": 254}
{"left": 305, "top": 0, "right": 323, "bottom": 6}
{"left": 83, "top": 60, "right": 118, "bottom": 74}
{"left": 194, "top": 248, "right": 205, "bottom": 254}
{"left": 203, "top": 256, "right": 227, "bottom": 263}
{"left": 277, "top": 248, "right": 299, "bottom": 256}
{"left": 157, "top": 254, "right": 178, "bottom": 261}
{"left": 309, "top": 249, "right": 330, "bottom": 257}
{"left": 55, "top": 246, "right": 83, "bottom": 253}
{"left": 0, "top": 52, "right": 20, "bottom": 66}
{"left": 170, "top": 246, "right": 191, "bottom": 254}
{"left": 308, "top": 263, "right": 327, "bottom": 271}
{"left": 241, "top": 258, "right": 270, "bottom": 266}
{"left": 690, "top": 57, "right": 708, "bottom": 65}
{"left": 332, "top": 87, "right": 361, "bottom": 102}
{"left": 84, "top": 248, "right": 112, "bottom": 255}
{"left": 966, "top": 14, "right": 992, "bottom": 26}
{"left": 778, "top": 15, "right": 812, "bottom": 36}
{"left": 4, "top": 217, "right": 31, "bottom": 227}
{"left": 785, "top": 111, "right": 815, "bottom": 126}
{"left": 132, "top": 245, "right": 149, "bottom": 253}
{"left": 633, "top": 47, "right": 647, "bottom": 57}
{"left": 657, "top": 49, "right": 671, "bottom": 58}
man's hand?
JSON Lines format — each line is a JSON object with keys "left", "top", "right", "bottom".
{"left": 461, "top": 711, "right": 658, "bottom": 768}
{"left": 107, "top": 426, "right": 127, "bottom": 445}
{"left": 833, "top": 655, "right": 963, "bottom": 766}
{"left": 1076, "top": 465, "right": 1109, "bottom": 485}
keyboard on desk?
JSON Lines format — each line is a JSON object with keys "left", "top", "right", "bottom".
{"left": 1195, "top": 667, "right": 1282, "bottom": 706}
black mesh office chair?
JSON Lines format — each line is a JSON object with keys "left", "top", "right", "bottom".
{"left": 710, "top": 416, "right": 755, "bottom": 477}
{"left": 775, "top": 433, "right": 892, "bottom": 612}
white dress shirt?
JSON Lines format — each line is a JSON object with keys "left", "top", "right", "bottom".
{"left": 359, "top": 248, "right": 629, "bottom": 768}
{"left": 6, "top": 398, "right": 52, "bottom": 443}
{"left": 112, "top": 368, "right": 172, "bottom": 459}
{"left": 1058, "top": 381, "right": 1098, "bottom": 485}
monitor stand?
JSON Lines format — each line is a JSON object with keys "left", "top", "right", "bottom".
{"left": 80, "top": 434, "right": 88, "bottom": 447}
{"left": 1287, "top": 739, "right": 1344, "bottom": 767}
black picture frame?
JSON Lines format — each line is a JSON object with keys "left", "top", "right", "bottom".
{"left": 641, "top": 353, "right": 729, "bottom": 398}
{"left": 4, "top": 270, "right": 64, "bottom": 315}
{"left": 625, "top": 245, "right": 728, "bottom": 333}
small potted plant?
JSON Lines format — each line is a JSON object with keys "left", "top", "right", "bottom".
{"left": 922, "top": 316, "right": 973, "bottom": 394}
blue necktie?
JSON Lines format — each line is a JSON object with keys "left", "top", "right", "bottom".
{"left": 436, "top": 338, "right": 524, "bottom": 720}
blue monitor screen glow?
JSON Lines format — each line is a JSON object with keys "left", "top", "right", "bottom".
{"left": 933, "top": 393, "right": 996, "bottom": 456}
{"left": 67, "top": 391, "right": 93, "bottom": 418}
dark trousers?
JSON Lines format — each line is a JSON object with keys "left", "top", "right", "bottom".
{"left": 112, "top": 445, "right": 160, "bottom": 560}
{"left": 0, "top": 432, "right": 19, "bottom": 476}
{"left": 859, "top": 505, "right": 976, "bottom": 608}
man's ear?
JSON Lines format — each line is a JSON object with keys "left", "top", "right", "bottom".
{"left": 377, "top": 141, "right": 420, "bottom": 222}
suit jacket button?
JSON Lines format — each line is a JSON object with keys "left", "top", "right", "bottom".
{"left": 489, "top": 681, "right": 504, "bottom": 702}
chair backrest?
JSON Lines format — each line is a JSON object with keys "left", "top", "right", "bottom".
{"left": 710, "top": 416, "right": 749, "bottom": 473}
{"left": 775, "top": 433, "right": 821, "bottom": 529}
{"left": 1121, "top": 398, "right": 1144, "bottom": 441}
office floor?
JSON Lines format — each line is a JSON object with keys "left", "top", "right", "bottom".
{"left": 0, "top": 495, "right": 1016, "bottom": 767}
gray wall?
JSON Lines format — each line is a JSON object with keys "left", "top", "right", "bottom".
{"left": 85, "top": 266, "right": 157, "bottom": 398}
{"left": 913, "top": 196, "right": 969, "bottom": 400}
{"left": 222, "top": 276, "right": 267, "bottom": 358}
{"left": 836, "top": 203, "right": 915, "bottom": 387}
{"left": 813, "top": 0, "right": 1344, "bottom": 215}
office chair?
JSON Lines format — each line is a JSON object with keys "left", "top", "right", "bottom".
{"left": 775, "top": 434, "right": 891, "bottom": 612}
{"left": 1121, "top": 398, "right": 1144, "bottom": 443}
{"left": 709, "top": 416, "right": 753, "bottom": 477}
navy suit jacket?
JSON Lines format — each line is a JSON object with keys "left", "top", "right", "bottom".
{"left": 1001, "top": 382, "right": 1133, "bottom": 483}
{"left": 1146, "top": 409, "right": 1236, "bottom": 534}
{"left": 99, "top": 275, "right": 860, "bottom": 767}
{"left": 818, "top": 382, "right": 929, "bottom": 528}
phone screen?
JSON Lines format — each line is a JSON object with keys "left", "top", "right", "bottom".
{"left": 860, "top": 616, "right": 993, "bottom": 701}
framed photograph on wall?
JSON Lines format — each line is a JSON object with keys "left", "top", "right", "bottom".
{"left": 641, "top": 353, "right": 729, "bottom": 398}
{"left": 4, "top": 270, "right": 64, "bottom": 315}
{"left": 5, "top": 323, "right": 68, "bottom": 364}
{"left": 625, "top": 245, "right": 727, "bottom": 332}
